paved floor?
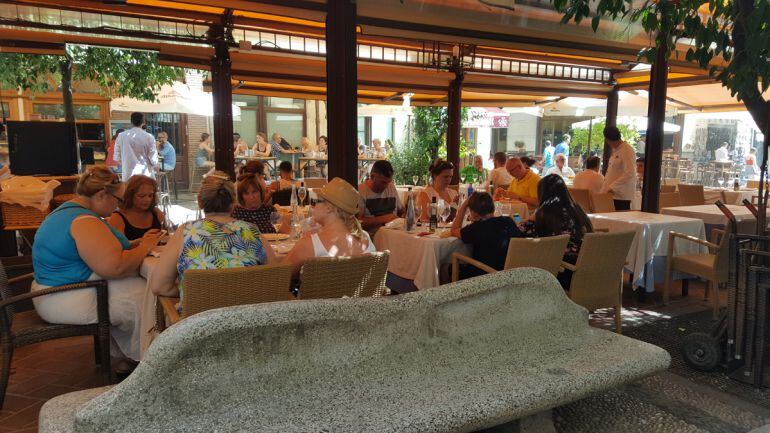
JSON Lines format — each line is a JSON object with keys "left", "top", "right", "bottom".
{"left": 3, "top": 194, "right": 769, "bottom": 432}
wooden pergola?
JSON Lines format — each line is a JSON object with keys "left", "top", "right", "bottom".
{"left": 0, "top": 0, "right": 743, "bottom": 211}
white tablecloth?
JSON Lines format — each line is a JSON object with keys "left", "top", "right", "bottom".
{"left": 661, "top": 204, "right": 756, "bottom": 226}
{"left": 589, "top": 211, "right": 707, "bottom": 290}
{"left": 373, "top": 227, "right": 470, "bottom": 289}
{"left": 704, "top": 188, "right": 757, "bottom": 205}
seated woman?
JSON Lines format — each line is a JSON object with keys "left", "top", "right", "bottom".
{"left": 519, "top": 174, "right": 593, "bottom": 289}
{"left": 149, "top": 171, "right": 276, "bottom": 299}
{"left": 417, "top": 159, "right": 459, "bottom": 221}
{"left": 450, "top": 192, "right": 524, "bottom": 280}
{"left": 252, "top": 132, "right": 271, "bottom": 158}
{"left": 284, "top": 177, "right": 376, "bottom": 278}
{"left": 269, "top": 161, "right": 301, "bottom": 193}
{"left": 108, "top": 175, "right": 165, "bottom": 241}
{"left": 239, "top": 159, "right": 273, "bottom": 205}
{"left": 32, "top": 167, "right": 162, "bottom": 363}
{"left": 232, "top": 172, "right": 290, "bottom": 234}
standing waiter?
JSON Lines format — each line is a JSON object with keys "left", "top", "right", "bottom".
{"left": 601, "top": 126, "right": 637, "bottom": 211}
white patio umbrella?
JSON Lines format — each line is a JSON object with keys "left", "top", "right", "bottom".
{"left": 110, "top": 82, "right": 241, "bottom": 116}
{"left": 571, "top": 116, "right": 681, "bottom": 133}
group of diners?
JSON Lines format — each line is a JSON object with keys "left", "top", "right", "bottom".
{"left": 28, "top": 125, "right": 633, "bottom": 372}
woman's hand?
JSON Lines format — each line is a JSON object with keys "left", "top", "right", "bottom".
{"left": 140, "top": 229, "right": 163, "bottom": 250}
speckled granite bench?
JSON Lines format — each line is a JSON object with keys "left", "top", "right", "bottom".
{"left": 39, "top": 268, "right": 670, "bottom": 433}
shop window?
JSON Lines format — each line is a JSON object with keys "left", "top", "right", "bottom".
{"left": 32, "top": 103, "right": 101, "bottom": 120}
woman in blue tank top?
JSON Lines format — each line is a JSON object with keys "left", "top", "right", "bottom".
{"left": 32, "top": 167, "right": 162, "bottom": 362}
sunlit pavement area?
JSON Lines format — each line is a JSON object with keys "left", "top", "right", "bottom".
{"left": 3, "top": 194, "right": 770, "bottom": 432}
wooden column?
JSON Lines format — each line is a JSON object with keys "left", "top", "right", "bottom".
{"left": 447, "top": 70, "right": 464, "bottom": 185}
{"left": 641, "top": 46, "right": 668, "bottom": 213}
{"left": 326, "top": 0, "right": 358, "bottom": 186}
{"left": 209, "top": 21, "right": 235, "bottom": 181}
{"left": 603, "top": 86, "right": 619, "bottom": 175}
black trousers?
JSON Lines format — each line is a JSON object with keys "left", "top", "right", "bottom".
{"left": 613, "top": 200, "right": 631, "bottom": 211}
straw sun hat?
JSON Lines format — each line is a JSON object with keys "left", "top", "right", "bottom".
{"left": 316, "top": 177, "right": 360, "bottom": 215}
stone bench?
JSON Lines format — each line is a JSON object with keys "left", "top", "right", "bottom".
{"left": 40, "top": 268, "right": 670, "bottom": 433}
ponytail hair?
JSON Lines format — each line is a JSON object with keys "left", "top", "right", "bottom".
{"left": 198, "top": 171, "right": 235, "bottom": 213}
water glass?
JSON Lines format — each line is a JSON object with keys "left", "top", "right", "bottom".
{"left": 412, "top": 175, "right": 419, "bottom": 186}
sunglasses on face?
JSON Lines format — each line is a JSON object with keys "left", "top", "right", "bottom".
{"left": 310, "top": 198, "right": 326, "bottom": 206}
{"left": 107, "top": 192, "right": 123, "bottom": 205}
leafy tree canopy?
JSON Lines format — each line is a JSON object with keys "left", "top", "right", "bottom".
{"left": 552, "top": 0, "right": 770, "bottom": 135}
{"left": 0, "top": 45, "right": 183, "bottom": 104}
{"left": 570, "top": 120, "right": 640, "bottom": 154}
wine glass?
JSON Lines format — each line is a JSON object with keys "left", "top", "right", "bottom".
{"left": 471, "top": 173, "right": 479, "bottom": 186}
{"left": 440, "top": 200, "right": 451, "bottom": 225}
{"left": 269, "top": 211, "right": 282, "bottom": 232}
{"left": 412, "top": 175, "right": 419, "bottom": 186}
{"left": 717, "top": 175, "right": 725, "bottom": 188}
{"left": 422, "top": 175, "right": 429, "bottom": 187}
{"left": 414, "top": 203, "right": 422, "bottom": 225}
{"left": 500, "top": 202, "right": 511, "bottom": 217}
{"left": 298, "top": 184, "right": 307, "bottom": 205}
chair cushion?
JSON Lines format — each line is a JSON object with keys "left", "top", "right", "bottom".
{"left": 671, "top": 254, "right": 725, "bottom": 281}
{"left": 11, "top": 310, "right": 97, "bottom": 347}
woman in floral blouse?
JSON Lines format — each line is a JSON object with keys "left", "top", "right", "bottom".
{"left": 519, "top": 174, "right": 593, "bottom": 289}
{"left": 149, "top": 171, "right": 276, "bottom": 299}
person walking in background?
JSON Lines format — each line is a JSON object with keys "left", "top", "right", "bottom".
{"left": 156, "top": 131, "right": 176, "bottom": 172}
{"left": 106, "top": 128, "right": 124, "bottom": 174}
{"left": 715, "top": 141, "right": 730, "bottom": 161}
{"left": 601, "top": 126, "right": 637, "bottom": 210}
{"left": 554, "top": 134, "right": 571, "bottom": 158}
{"left": 114, "top": 112, "right": 158, "bottom": 182}
{"left": 542, "top": 140, "right": 555, "bottom": 171}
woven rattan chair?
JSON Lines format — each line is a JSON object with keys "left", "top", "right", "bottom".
{"left": 664, "top": 222, "right": 734, "bottom": 318}
{"left": 658, "top": 192, "right": 681, "bottom": 211}
{"left": 299, "top": 251, "right": 389, "bottom": 299}
{"left": 568, "top": 188, "right": 592, "bottom": 214}
{"left": 304, "top": 178, "right": 328, "bottom": 189}
{"left": 677, "top": 184, "right": 705, "bottom": 206}
{"left": 589, "top": 192, "right": 616, "bottom": 213}
{"left": 562, "top": 231, "right": 635, "bottom": 334}
{"left": 0, "top": 264, "right": 111, "bottom": 408}
{"left": 660, "top": 185, "right": 677, "bottom": 193}
{"left": 451, "top": 235, "right": 569, "bottom": 282}
{"left": 157, "top": 264, "right": 294, "bottom": 329}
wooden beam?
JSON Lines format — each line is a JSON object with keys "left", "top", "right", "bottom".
{"left": 325, "top": 0, "right": 358, "bottom": 187}
{"left": 381, "top": 92, "right": 400, "bottom": 102}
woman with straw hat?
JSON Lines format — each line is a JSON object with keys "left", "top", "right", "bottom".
{"left": 284, "top": 177, "right": 376, "bottom": 277}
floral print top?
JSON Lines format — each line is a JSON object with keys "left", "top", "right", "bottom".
{"left": 176, "top": 218, "right": 268, "bottom": 296}
{"left": 519, "top": 209, "right": 586, "bottom": 264}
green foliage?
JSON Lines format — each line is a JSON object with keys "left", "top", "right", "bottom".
{"left": 551, "top": 0, "right": 770, "bottom": 134}
{"left": 0, "top": 46, "right": 183, "bottom": 117}
{"left": 570, "top": 120, "right": 640, "bottom": 153}
{"left": 388, "top": 139, "right": 433, "bottom": 185}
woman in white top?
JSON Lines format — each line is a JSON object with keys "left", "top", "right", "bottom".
{"left": 252, "top": 132, "right": 271, "bottom": 157}
{"left": 417, "top": 159, "right": 459, "bottom": 221}
{"left": 544, "top": 153, "right": 575, "bottom": 178}
{"left": 285, "top": 177, "right": 375, "bottom": 278}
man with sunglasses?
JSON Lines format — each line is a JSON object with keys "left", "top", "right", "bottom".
{"left": 357, "top": 160, "right": 404, "bottom": 233}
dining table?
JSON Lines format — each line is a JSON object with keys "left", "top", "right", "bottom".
{"left": 588, "top": 211, "right": 707, "bottom": 292}
{"left": 373, "top": 224, "right": 470, "bottom": 290}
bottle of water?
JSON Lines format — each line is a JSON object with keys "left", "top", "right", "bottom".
{"left": 467, "top": 182, "right": 474, "bottom": 197}
{"left": 290, "top": 183, "right": 298, "bottom": 214}
{"left": 734, "top": 176, "right": 740, "bottom": 191}
{"left": 405, "top": 187, "right": 416, "bottom": 232}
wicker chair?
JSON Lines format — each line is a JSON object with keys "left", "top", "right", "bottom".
{"left": 299, "top": 251, "right": 389, "bottom": 299}
{"left": 451, "top": 235, "right": 569, "bottom": 282}
{"left": 677, "top": 184, "right": 705, "bottom": 206}
{"left": 0, "top": 264, "right": 111, "bottom": 408}
{"left": 590, "top": 192, "right": 616, "bottom": 213}
{"left": 658, "top": 192, "right": 681, "bottom": 212}
{"left": 304, "top": 178, "right": 328, "bottom": 189}
{"left": 157, "top": 264, "right": 294, "bottom": 329}
{"left": 568, "top": 188, "right": 592, "bottom": 214}
{"left": 561, "top": 231, "right": 635, "bottom": 333}
{"left": 664, "top": 222, "right": 734, "bottom": 318}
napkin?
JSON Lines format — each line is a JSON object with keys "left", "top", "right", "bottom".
{"left": 384, "top": 218, "right": 405, "bottom": 229}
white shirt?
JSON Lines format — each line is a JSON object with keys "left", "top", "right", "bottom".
{"left": 715, "top": 146, "right": 729, "bottom": 161}
{"left": 544, "top": 165, "right": 575, "bottom": 178}
{"left": 485, "top": 166, "right": 513, "bottom": 189}
{"left": 602, "top": 141, "right": 637, "bottom": 201}
{"left": 113, "top": 127, "right": 158, "bottom": 182}
{"left": 573, "top": 169, "right": 605, "bottom": 193}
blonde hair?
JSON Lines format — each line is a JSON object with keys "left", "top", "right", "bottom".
{"left": 198, "top": 171, "right": 235, "bottom": 213}
{"left": 76, "top": 166, "right": 121, "bottom": 197}
{"left": 328, "top": 202, "right": 365, "bottom": 241}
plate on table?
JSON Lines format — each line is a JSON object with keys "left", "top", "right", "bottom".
{"left": 262, "top": 233, "right": 290, "bottom": 242}
{"left": 438, "top": 222, "right": 452, "bottom": 228}
{"left": 272, "top": 242, "right": 295, "bottom": 254}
